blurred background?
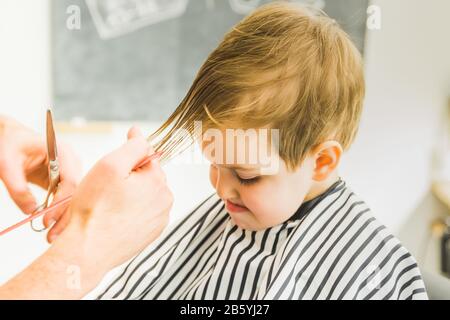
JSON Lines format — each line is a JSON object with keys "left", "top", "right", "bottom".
{"left": 0, "top": 0, "right": 450, "bottom": 297}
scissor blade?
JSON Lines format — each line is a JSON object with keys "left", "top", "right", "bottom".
{"left": 46, "top": 109, "right": 57, "bottom": 161}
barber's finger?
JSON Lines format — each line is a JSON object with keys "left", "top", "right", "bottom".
{"left": 56, "top": 141, "right": 82, "bottom": 186}
{"left": 103, "top": 133, "right": 150, "bottom": 175}
{"left": 127, "top": 126, "right": 142, "bottom": 140}
{"left": 47, "top": 210, "right": 71, "bottom": 243}
{"left": 43, "top": 142, "right": 80, "bottom": 226}
{"left": 0, "top": 158, "right": 37, "bottom": 213}
{"left": 43, "top": 206, "right": 67, "bottom": 230}
{"left": 130, "top": 150, "right": 166, "bottom": 186}
{"left": 127, "top": 127, "right": 162, "bottom": 173}
{"left": 127, "top": 126, "right": 156, "bottom": 154}
{"left": 43, "top": 181, "right": 74, "bottom": 228}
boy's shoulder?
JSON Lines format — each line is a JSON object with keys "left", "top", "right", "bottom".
{"left": 297, "top": 182, "right": 428, "bottom": 299}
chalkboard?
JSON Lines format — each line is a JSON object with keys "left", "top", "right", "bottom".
{"left": 52, "top": 0, "right": 368, "bottom": 122}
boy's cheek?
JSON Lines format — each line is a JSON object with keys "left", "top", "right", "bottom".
{"left": 242, "top": 191, "right": 281, "bottom": 222}
{"left": 209, "top": 165, "right": 218, "bottom": 189}
{"left": 242, "top": 188, "right": 300, "bottom": 226}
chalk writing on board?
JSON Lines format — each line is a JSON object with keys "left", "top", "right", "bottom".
{"left": 53, "top": 0, "right": 367, "bottom": 122}
{"left": 86, "top": 0, "right": 189, "bottom": 39}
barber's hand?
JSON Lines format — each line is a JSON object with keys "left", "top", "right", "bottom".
{"left": 58, "top": 127, "right": 173, "bottom": 273}
{"left": 0, "top": 115, "right": 81, "bottom": 242}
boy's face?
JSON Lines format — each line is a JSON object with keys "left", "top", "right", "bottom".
{"left": 200, "top": 128, "right": 317, "bottom": 230}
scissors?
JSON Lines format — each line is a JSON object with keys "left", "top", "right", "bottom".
{"left": 30, "top": 109, "right": 61, "bottom": 232}
{"left": 0, "top": 112, "right": 163, "bottom": 237}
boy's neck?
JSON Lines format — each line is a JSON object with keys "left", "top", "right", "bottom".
{"left": 304, "top": 171, "right": 340, "bottom": 202}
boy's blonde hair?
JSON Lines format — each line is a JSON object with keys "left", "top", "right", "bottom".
{"left": 150, "top": 1, "right": 365, "bottom": 170}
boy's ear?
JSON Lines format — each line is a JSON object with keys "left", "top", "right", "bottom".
{"left": 311, "top": 141, "right": 343, "bottom": 181}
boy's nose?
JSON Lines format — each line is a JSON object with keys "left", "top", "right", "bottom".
{"left": 215, "top": 168, "right": 239, "bottom": 201}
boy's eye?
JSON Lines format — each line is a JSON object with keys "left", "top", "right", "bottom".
{"left": 235, "top": 174, "right": 260, "bottom": 186}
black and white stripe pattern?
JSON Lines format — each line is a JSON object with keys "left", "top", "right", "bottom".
{"left": 97, "top": 180, "right": 428, "bottom": 300}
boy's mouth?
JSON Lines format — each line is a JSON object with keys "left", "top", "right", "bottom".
{"left": 226, "top": 199, "right": 248, "bottom": 213}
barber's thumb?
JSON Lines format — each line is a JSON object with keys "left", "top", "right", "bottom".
{"left": 1, "top": 162, "right": 37, "bottom": 214}
{"left": 104, "top": 127, "right": 149, "bottom": 173}
{"left": 126, "top": 126, "right": 156, "bottom": 156}
{"left": 127, "top": 126, "right": 144, "bottom": 140}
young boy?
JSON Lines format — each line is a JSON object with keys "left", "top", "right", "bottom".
{"left": 97, "top": 2, "right": 427, "bottom": 300}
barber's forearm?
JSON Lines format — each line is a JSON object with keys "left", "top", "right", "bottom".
{"left": 0, "top": 226, "right": 105, "bottom": 300}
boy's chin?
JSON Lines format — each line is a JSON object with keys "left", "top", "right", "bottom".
{"left": 228, "top": 213, "right": 273, "bottom": 231}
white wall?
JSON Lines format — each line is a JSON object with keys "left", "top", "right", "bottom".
{"left": 0, "top": 0, "right": 53, "bottom": 284}
{"left": 0, "top": 0, "right": 51, "bottom": 127}
{"left": 0, "top": 0, "right": 449, "bottom": 285}
{"left": 341, "top": 0, "right": 450, "bottom": 232}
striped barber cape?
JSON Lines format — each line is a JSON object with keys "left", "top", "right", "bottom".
{"left": 97, "top": 179, "right": 428, "bottom": 300}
